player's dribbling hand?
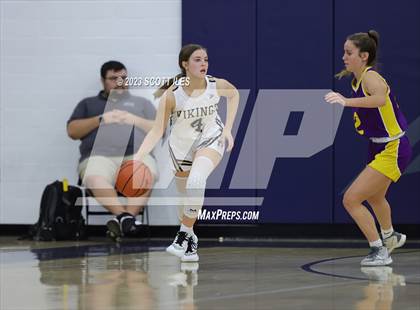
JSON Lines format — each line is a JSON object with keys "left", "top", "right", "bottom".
{"left": 132, "top": 153, "right": 143, "bottom": 164}
{"left": 324, "top": 92, "right": 347, "bottom": 106}
{"left": 222, "top": 129, "right": 234, "bottom": 152}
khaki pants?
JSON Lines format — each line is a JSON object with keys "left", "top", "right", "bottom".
{"left": 78, "top": 154, "right": 158, "bottom": 186}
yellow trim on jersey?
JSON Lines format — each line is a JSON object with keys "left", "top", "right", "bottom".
{"left": 351, "top": 66, "right": 372, "bottom": 92}
{"left": 368, "top": 139, "right": 401, "bottom": 182}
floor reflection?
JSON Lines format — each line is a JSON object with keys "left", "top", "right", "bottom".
{"left": 356, "top": 267, "right": 406, "bottom": 310}
{"left": 31, "top": 242, "right": 199, "bottom": 309}
{"left": 1, "top": 239, "right": 419, "bottom": 310}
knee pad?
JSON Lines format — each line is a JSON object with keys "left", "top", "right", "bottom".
{"left": 183, "top": 204, "right": 201, "bottom": 219}
{"left": 183, "top": 175, "right": 206, "bottom": 219}
{"left": 186, "top": 173, "right": 206, "bottom": 206}
{"left": 186, "top": 173, "right": 206, "bottom": 190}
{"left": 182, "top": 156, "right": 214, "bottom": 219}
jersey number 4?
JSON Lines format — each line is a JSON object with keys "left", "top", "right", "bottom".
{"left": 191, "top": 118, "right": 204, "bottom": 133}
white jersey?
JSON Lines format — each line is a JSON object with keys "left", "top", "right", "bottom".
{"left": 168, "top": 75, "right": 225, "bottom": 172}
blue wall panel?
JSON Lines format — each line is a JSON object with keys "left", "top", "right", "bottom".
{"left": 256, "top": 0, "right": 333, "bottom": 223}
{"left": 257, "top": 0, "right": 333, "bottom": 89}
{"left": 182, "top": 0, "right": 257, "bottom": 89}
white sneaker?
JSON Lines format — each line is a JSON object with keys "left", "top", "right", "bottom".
{"left": 181, "top": 235, "right": 199, "bottom": 262}
{"left": 383, "top": 231, "right": 406, "bottom": 254}
{"left": 360, "top": 246, "right": 392, "bottom": 266}
{"left": 166, "top": 231, "right": 189, "bottom": 258}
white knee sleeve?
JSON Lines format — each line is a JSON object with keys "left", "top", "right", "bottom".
{"left": 183, "top": 156, "right": 214, "bottom": 218}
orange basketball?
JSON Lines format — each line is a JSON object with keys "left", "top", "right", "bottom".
{"left": 115, "top": 160, "right": 154, "bottom": 197}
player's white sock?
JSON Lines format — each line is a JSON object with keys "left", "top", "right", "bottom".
{"left": 381, "top": 227, "right": 394, "bottom": 239}
{"left": 369, "top": 239, "right": 383, "bottom": 248}
{"left": 180, "top": 223, "right": 194, "bottom": 235}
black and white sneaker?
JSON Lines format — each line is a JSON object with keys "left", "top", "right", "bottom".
{"left": 182, "top": 235, "right": 199, "bottom": 262}
{"left": 121, "top": 216, "right": 140, "bottom": 236}
{"left": 166, "top": 231, "right": 189, "bottom": 257}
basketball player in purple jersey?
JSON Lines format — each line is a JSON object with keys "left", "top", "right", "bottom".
{"left": 325, "top": 30, "right": 412, "bottom": 266}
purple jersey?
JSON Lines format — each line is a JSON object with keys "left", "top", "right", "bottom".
{"left": 351, "top": 67, "right": 408, "bottom": 138}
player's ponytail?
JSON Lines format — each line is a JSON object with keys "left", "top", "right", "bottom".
{"left": 335, "top": 69, "right": 352, "bottom": 80}
{"left": 367, "top": 30, "right": 379, "bottom": 49}
{"left": 154, "top": 43, "right": 207, "bottom": 98}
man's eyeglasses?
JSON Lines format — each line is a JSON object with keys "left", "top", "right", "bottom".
{"left": 105, "top": 76, "right": 127, "bottom": 81}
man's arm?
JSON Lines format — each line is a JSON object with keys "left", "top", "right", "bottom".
{"left": 67, "top": 116, "right": 101, "bottom": 140}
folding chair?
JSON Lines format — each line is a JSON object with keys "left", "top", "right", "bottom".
{"left": 77, "top": 179, "right": 150, "bottom": 235}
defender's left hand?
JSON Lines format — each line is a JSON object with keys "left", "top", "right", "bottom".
{"left": 324, "top": 92, "right": 347, "bottom": 106}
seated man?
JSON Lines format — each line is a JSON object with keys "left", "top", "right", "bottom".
{"left": 67, "top": 60, "right": 157, "bottom": 240}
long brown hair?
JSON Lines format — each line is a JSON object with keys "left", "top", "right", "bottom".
{"left": 154, "top": 44, "right": 207, "bottom": 98}
{"left": 336, "top": 30, "right": 380, "bottom": 79}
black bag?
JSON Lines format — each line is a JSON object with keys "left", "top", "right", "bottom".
{"left": 27, "top": 180, "right": 87, "bottom": 241}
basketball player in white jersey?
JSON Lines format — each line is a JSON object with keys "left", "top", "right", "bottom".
{"left": 134, "top": 44, "right": 240, "bottom": 262}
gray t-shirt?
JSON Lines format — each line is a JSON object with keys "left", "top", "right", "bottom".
{"left": 68, "top": 91, "right": 156, "bottom": 162}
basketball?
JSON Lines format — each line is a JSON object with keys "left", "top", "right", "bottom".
{"left": 115, "top": 160, "right": 154, "bottom": 197}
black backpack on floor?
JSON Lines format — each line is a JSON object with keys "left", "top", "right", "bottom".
{"left": 26, "top": 180, "right": 87, "bottom": 241}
